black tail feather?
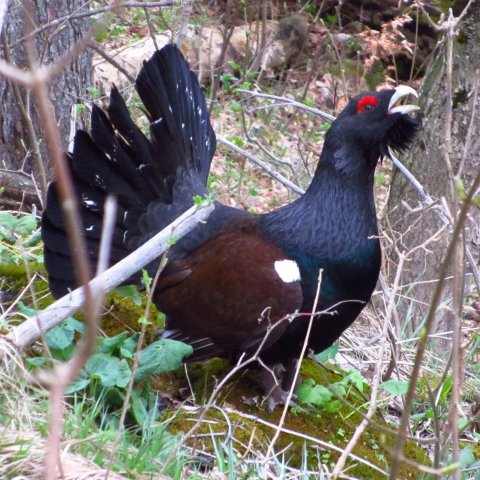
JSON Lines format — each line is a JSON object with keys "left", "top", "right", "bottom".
{"left": 70, "top": 131, "right": 142, "bottom": 208}
{"left": 42, "top": 43, "right": 216, "bottom": 297}
{"left": 136, "top": 44, "right": 216, "bottom": 185}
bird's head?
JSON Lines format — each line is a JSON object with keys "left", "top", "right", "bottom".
{"left": 324, "top": 86, "right": 419, "bottom": 176}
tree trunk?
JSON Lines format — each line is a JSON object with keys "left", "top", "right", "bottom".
{"left": 0, "top": 0, "right": 92, "bottom": 209}
{"left": 385, "top": 2, "right": 480, "bottom": 339}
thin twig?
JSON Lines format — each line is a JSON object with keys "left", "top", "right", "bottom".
{"left": 89, "top": 44, "right": 135, "bottom": 84}
{"left": 175, "top": 0, "right": 193, "bottom": 47}
{"left": 41, "top": 191, "right": 117, "bottom": 480}
{"left": 219, "top": 407, "right": 388, "bottom": 476}
{"left": 208, "top": 17, "right": 235, "bottom": 110}
{"left": 216, "top": 135, "right": 304, "bottom": 195}
{"left": 14, "top": 1, "right": 176, "bottom": 46}
{"left": 390, "top": 151, "right": 480, "bottom": 293}
{"left": 143, "top": 6, "right": 160, "bottom": 51}
{"left": 237, "top": 89, "right": 336, "bottom": 121}
{"left": 0, "top": 29, "right": 92, "bottom": 88}
{"left": 442, "top": 12, "right": 463, "bottom": 479}
{"left": 331, "top": 252, "right": 407, "bottom": 478}
{"left": 319, "top": 19, "right": 348, "bottom": 100}
{"left": 159, "top": 313, "right": 297, "bottom": 474}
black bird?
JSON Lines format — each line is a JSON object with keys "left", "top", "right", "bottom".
{"left": 41, "top": 44, "right": 418, "bottom": 407}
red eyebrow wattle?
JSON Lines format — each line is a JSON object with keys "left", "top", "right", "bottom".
{"left": 356, "top": 96, "right": 379, "bottom": 113}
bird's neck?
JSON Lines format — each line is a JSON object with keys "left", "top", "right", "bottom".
{"left": 262, "top": 158, "right": 378, "bottom": 258}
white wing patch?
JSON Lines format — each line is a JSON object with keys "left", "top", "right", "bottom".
{"left": 274, "top": 259, "right": 301, "bottom": 283}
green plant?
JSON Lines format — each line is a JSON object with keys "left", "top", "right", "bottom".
{"left": 23, "top": 301, "right": 192, "bottom": 427}
{"left": 86, "top": 86, "right": 101, "bottom": 99}
{"left": 220, "top": 72, "right": 239, "bottom": 92}
{"left": 193, "top": 192, "right": 215, "bottom": 206}
{"left": 297, "top": 366, "right": 366, "bottom": 413}
{"left": 380, "top": 379, "right": 409, "bottom": 396}
{"left": 0, "top": 212, "right": 40, "bottom": 265}
{"left": 315, "top": 341, "right": 339, "bottom": 363}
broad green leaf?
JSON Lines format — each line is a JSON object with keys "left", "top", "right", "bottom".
{"left": 315, "top": 341, "right": 339, "bottom": 362}
{"left": 85, "top": 353, "right": 131, "bottom": 388}
{"left": 120, "top": 334, "right": 139, "bottom": 359}
{"left": 98, "top": 331, "right": 130, "bottom": 355}
{"left": 44, "top": 317, "right": 83, "bottom": 352}
{"left": 0, "top": 212, "right": 17, "bottom": 230}
{"left": 344, "top": 369, "right": 365, "bottom": 392}
{"left": 116, "top": 359, "right": 132, "bottom": 389}
{"left": 135, "top": 339, "right": 192, "bottom": 380}
{"left": 0, "top": 213, "right": 37, "bottom": 237}
{"left": 14, "top": 215, "right": 37, "bottom": 236}
{"left": 323, "top": 399, "right": 342, "bottom": 413}
{"left": 330, "top": 381, "right": 347, "bottom": 397}
{"left": 227, "top": 60, "right": 240, "bottom": 71}
{"left": 381, "top": 380, "right": 409, "bottom": 396}
{"left": 459, "top": 446, "right": 475, "bottom": 468}
{"left": 115, "top": 285, "right": 142, "bottom": 306}
{"left": 65, "top": 317, "right": 85, "bottom": 334}
{"left": 65, "top": 377, "right": 90, "bottom": 394}
{"left": 45, "top": 321, "right": 75, "bottom": 350}
{"left": 130, "top": 389, "right": 147, "bottom": 426}
{"left": 297, "top": 379, "right": 332, "bottom": 407}
{"left": 26, "top": 357, "right": 46, "bottom": 368}
{"left": 53, "top": 344, "right": 76, "bottom": 362}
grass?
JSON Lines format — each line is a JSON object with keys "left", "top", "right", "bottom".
{"left": 0, "top": 363, "right": 189, "bottom": 479}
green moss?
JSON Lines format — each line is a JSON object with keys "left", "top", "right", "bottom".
{"left": 97, "top": 290, "right": 162, "bottom": 343}
{"left": 0, "top": 260, "right": 45, "bottom": 290}
{"left": 160, "top": 359, "right": 429, "bottom": 477}
{"left": 0, "top": 261, "right": 52, "bottom": 313}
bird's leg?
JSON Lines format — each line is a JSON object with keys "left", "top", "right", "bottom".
{"left": 257, "top": 360, "right": 301, "bottom": 412}
{"left": 281, "top": 357, "right": 301, "bottom": 393}
{"left": 257, "top": 362, "right": 289, "bottom": 412}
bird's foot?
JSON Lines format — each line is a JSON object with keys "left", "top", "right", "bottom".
{"left": 258, "top": 361, "right": 298, "bottom": 412}
{"left": 265, "top": 386, "right": 297, "bottom": 413}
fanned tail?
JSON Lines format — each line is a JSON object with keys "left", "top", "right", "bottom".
{"left": 41, "top": 44, "right": 216, "bottom": 298}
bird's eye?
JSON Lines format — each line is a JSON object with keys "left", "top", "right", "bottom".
{"left": 356, "top": 96, "right": 379, "bottom": 114}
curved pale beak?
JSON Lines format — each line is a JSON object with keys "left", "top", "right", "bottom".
{"left": 388, "top": 85, "right": 420, "bottom": 115}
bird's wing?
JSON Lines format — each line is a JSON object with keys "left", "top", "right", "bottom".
{"left": 157, "top": 230, "right": 303, "bottom": 361}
